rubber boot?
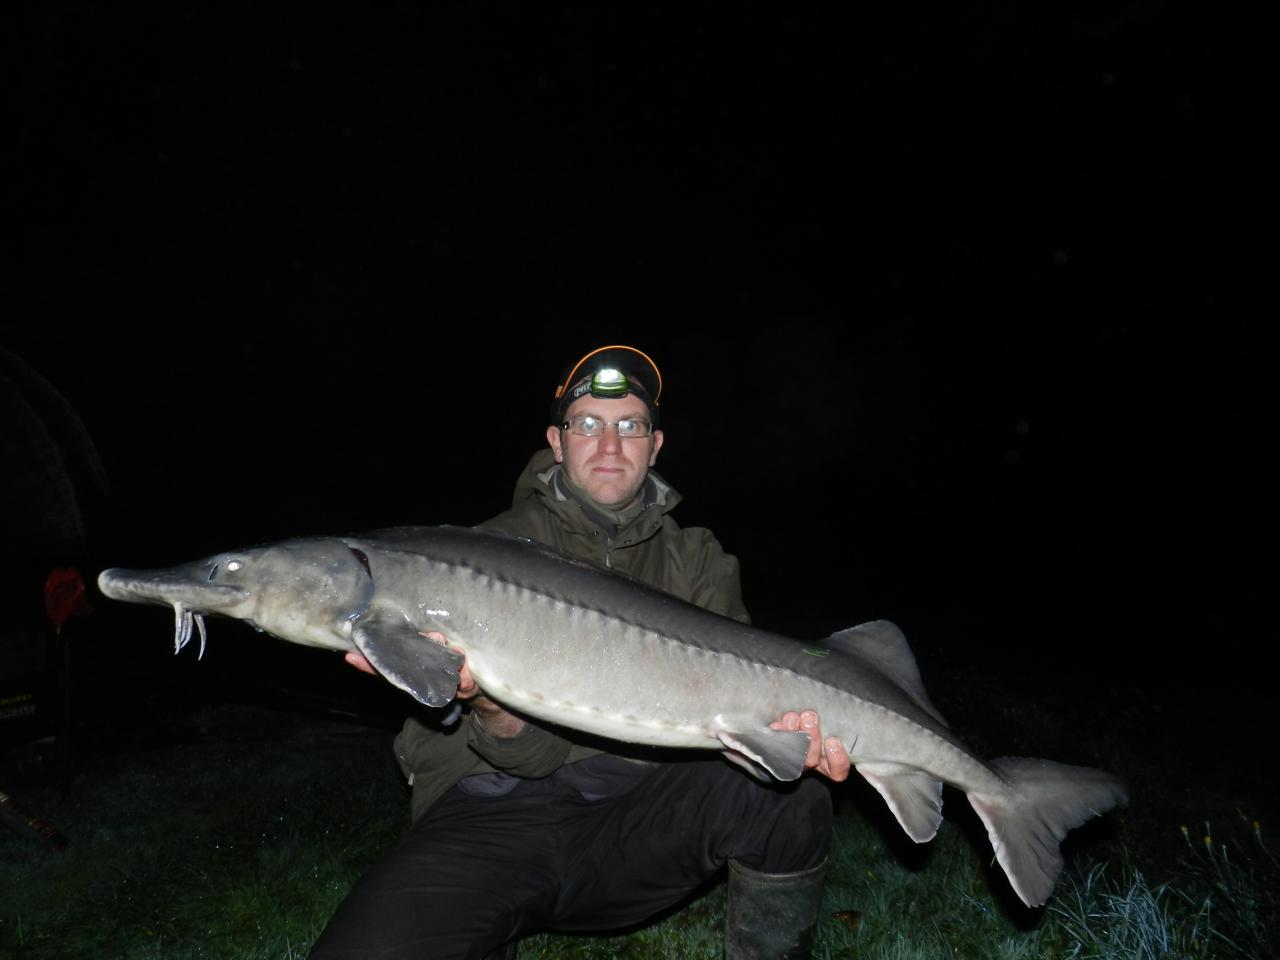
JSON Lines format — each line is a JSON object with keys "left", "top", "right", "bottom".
{"left": 723, "top": 858, "right": 827, "bottom": 960}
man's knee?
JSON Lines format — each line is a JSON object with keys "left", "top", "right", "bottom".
{"left": 659, "top": 760, "right": 834, "bottom": 874}
{"left": 735, "top": 775, "right": 833, "bottom": 874}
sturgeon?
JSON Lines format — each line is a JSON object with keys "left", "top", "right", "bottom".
{"left": 97, "top": 525, "right": 1126, "bottom": 907}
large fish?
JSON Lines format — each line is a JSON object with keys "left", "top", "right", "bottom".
{"left": 97, "top": 525, "right": 1126, "bottom": 907}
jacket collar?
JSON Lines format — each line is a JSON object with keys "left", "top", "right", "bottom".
{"left": 514, "top": 448, "right": 680, "bottom": 543}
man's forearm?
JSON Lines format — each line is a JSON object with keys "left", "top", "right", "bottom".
{"left": 469, "top": 696, "right": 526, "bottom": 738}
{"left": 465, "top": 695, "right": 573, "bottom": 777}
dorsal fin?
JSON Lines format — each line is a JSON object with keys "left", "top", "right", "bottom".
{"left": 826, "top": 620, "right": 948, "bottom": 727}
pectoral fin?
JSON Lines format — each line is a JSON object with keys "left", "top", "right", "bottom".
{"left": 715, "top": 724, "right": 812, "bottom": 781}
{"left": 352, "top": 610, "right": 464, "bottom": 709}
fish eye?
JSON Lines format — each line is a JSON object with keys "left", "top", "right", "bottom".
{"left": 226, "top": 560, "right": 243, "bottom": 572}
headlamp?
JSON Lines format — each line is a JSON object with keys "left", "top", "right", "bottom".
{"left": 551, "top": 345, "right": 662, "bottom": 427}
{"left": 590, "top": 367, "right": 631, "bottom": 400}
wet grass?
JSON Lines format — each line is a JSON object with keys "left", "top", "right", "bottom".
{"left": 1, "top": 654, "right": 1275, "bottom": 959}
{"left": 1, "top": 704, "right": 402, "bottom": 959}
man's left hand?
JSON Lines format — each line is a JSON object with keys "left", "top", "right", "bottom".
{"left": 772, "top": 710, "right": 851, "bottom": 782}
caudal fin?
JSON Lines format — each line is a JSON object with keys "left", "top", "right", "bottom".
{"left": 967, "top": 757, "right": 1128, "bottom": 907}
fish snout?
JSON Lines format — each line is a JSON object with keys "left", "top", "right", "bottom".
{"left": 97, "top": 567, "right": 250, "bottom": 611}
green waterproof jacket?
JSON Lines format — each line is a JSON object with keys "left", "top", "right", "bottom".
{"left": 393, "top": 448, "right": 750, "bottom": 820}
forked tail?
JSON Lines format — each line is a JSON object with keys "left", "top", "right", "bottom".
{"left": 967, "top": 757, "right": 1128, "bottom": 907}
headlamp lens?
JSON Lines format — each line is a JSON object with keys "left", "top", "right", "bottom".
{"left": 590, "top": 367, "right": 630, "bottom": 399}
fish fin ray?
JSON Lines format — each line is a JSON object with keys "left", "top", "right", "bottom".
{"left": 352, "top": 610, "right": 464, "bottom": 709}
{"left": 968, "top": 757, "right": 1130, "bottom": 907}
{"left": 855, "top": 761, "right": 944, "bottom": 842}
{"left": 719, "top": 750, "right": 774, "bottom": 782}
{"left": 826, "top": 620, "right": 948, "bottom": 726}
{"left": 714, "top": 724, "right": 810, "bottom": 781}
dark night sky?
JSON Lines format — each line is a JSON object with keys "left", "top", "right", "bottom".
{"left": 4, "top": 3, "right": 1275, "bottom": 743}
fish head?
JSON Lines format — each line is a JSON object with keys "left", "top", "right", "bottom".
{"left": 98, "top": 538, "right": 375, "bottom": 651}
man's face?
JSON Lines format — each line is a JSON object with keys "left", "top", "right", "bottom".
{"left": 545, "top": 394, "right": 664, "bottom": 509}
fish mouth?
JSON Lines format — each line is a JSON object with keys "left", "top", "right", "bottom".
{"left": 97, "top": 568, "right": 251, "bottom": 657}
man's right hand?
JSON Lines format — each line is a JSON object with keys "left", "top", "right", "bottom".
{"left": 344, "top": 651, "right": 379, "bottom": 675}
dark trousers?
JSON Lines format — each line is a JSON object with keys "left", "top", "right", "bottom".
{"left": 308, "top": 756, "right": 833, "bottom": 960}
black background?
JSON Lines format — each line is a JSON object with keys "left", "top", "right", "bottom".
{"left": 5, "top": 3, "right": 1275, "bottom": 759}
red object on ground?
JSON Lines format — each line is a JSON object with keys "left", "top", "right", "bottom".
{"left": 43, "top": 566, "right": 91, "bottom": 630}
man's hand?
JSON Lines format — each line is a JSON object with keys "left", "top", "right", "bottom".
{"left": 342, "top": 633, "right": 524, "bottom": 737}
{"left": 771, "top": 710, "right": 851, "bottom": 782}
{"left": 343, "top": 633, "right": 481, "bottom": 695}
{"left": 344, "top": 651, "right": 378, "bottom": 675}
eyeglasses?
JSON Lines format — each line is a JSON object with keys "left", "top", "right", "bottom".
{"left": 562, "top": 415, "right": 653, "bottom": 438}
